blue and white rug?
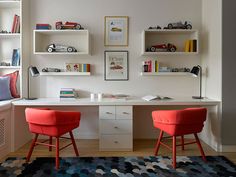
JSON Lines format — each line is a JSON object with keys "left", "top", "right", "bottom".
{"left": 0, "top": 156, "right": 236, "bottom": 177}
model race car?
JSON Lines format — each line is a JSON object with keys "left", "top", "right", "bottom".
{"left": 47, "top": 44, "right": 77, "bottom": 53}
{"left": 42, "top": 67, "right": 61, "bottom": 72}
{"left": 164, "top": 21, "right": 192, "bottom": 29}
{"left": 55, "top": 21, "right": 83, "bottom": 30}
{"left": 147, "top": 43, "right": 177, "bottom": 52}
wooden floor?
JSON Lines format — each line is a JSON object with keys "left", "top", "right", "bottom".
{"left": 2, "top": 139, "right": 236, "bottom": 164}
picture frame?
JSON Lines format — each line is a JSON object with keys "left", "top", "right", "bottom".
{"left": 104, "top": 51, "right": 128, "bottom": 81}
{"left": 104, "top": 16, "right": 129, "bottom": 46}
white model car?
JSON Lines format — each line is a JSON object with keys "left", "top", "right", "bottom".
{"left": 47, "top": 44, "right": 77, "bottom": 53}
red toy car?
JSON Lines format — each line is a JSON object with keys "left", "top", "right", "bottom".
{"left": 55, "top": 21, "right": 83, "bottom": 30}
{"left": 148, "top": 43, "right": 177, "bottom": 52}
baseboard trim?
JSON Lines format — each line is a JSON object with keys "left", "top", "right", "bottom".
{"left": 221, "top": 145, "right": 236, "bottom": 152}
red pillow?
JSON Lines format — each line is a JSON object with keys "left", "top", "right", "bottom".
{"left": 3, "top": 71, "right": 20, "bottom": 98}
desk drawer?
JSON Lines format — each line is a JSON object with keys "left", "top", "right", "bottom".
{"left": 100, "top": 134, "right": 132, "bottom": 150}
{"left": 100, "top": 119, "right": 132, "bottom": 134}
{"left": 99, "top": 106, "right": 115, "bottom": 119}
{"left": 116, "top": 106, "right": 133, "bottom": 119}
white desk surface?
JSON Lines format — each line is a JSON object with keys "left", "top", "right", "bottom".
{"left": 12, "top": 97, "right": 220, "bottom": 106}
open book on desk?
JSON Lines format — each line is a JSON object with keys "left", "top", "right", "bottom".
{"left": 142, "top": 95, "right": 172, "bottom": 101}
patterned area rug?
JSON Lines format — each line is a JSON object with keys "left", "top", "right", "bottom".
{"left": 0, "top": 156, "right": 236, "bottom": 177}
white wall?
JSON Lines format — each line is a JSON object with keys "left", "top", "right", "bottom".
{"left": 29, "top": 0, "right": 203, "bottom": 98}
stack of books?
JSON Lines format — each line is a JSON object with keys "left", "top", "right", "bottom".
{"left": 184, "top": 39, "right": 197, "bottom": 52}
{"left": 60, "top": 88, "right": 76, "bottom": 100}
{"left": 11, "top": 14, "right": 20, "bottom": 33}
{"left": 142, "top": 60, "right": 159, "bottom": 73}
{"left": 36, "top": 24, "right": 52, "bottom": 30}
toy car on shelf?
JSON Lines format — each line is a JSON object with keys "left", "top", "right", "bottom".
{"left": 55, "top": 21, "right": 83, "bottom": 30}
{"left": 148, "top": 26, "right": 161, "bottom": 29}
{"left": 164, "top": 21, "right": 192, "bottom": 29}
{"left": 147, "top": 43, "right": 177, "bottom": 52}
{"left": 47, "top": 44, "right": 77, "bottom": 53}
{"left": 42, "top": 67, "right": 61, "bottom": 72}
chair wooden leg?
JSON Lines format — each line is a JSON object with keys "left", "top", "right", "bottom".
{"left": 194, "top": 133, "right": 207, "bottom": 162}
{"left": 49, "top": 136, "right": 52, "bottom": 151}
{"left": 55, "top": 137, "right": 59, "bottom": 170}
{"left": 154, "top": 130, "right": 163, "bottom": 156}
{"left": 181, "top": 135, "right": 184, "bottom": 150}
{"left": 26, "top": 134, "right": 38, "bottom": 162}
{"left": 172, "top": 136, "right": 176, "bottom": 169}
{"left": 69, "top": 131, "right": 79, "bottom": 156}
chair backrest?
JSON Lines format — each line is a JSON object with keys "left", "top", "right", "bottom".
{"left": 25, "top": 108, "right": 81, "bottom": 126}
{"left": 152, "top": 107, "right": 207, "bottom": 125}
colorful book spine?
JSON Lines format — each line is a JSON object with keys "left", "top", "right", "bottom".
{"left": 185, "top": 39, "right": 197, "bottom": 52}
{"left": 11, "top": 15, "right": 20, "bottom": 33}
{"left": 36, "top": 24, "right": 51, "bottom": 30}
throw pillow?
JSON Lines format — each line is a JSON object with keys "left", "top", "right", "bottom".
{"left": 0, "top": 76, "right": 13, "bottom": 101}
{"left": 3, "top": 70, "right": 20, "bottom": 98}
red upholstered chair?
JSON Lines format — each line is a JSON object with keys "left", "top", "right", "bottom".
{"left": 152, "top": 107, "right": 207, "bottom": 169}
{"left": 25, "top": 108, "right": 81, "bottom": 169}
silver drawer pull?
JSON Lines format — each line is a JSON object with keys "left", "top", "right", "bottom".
{"left": 114, "top": 126, "right": 118, "bottom": 129}
{"left": 114, "top": 141, "right": 118, "bottom": 144}
{"left": 123, "top": 112, "right": 129, "bottom": 114}
{"left": 106, "top": 112, "right": 112, "bottom": 114}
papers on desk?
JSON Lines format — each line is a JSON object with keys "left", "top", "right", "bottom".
{"left": 142, "top": 95, "right": 172, "bottom": 101}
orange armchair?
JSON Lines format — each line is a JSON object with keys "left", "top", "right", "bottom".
{"left": 25, "top": 108, "right": 81, "bottom": 169}
{"left": 152, "top": 107, "right": 207, "bottom": 168}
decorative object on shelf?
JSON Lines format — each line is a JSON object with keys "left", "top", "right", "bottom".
{"left": 146, "top": 43, "right": 177, "bottom": 52}
{"left": 11, "top": 48, "right": 20, "bottom": 66}
{"left": 47, "top": 44, "right": 77, "bottom": 53}
{"left": 190, "top": 65, "right": 203, "bottom": 99}
{"left": 26, "top": 66, "right": 39, "bottom": 100}
{"left": 11, "top": 14, "right": 20, "bottom": 33}
{"left": 36, "top": 24, "right": 51, "bottom": 30}
{"left": 159, "top": 66, "right": 171, "bottom": 72}
{"left": 104, "top": 16, "right": 128, "bottom": 46}
{"left": 42, "top": 67, "right": 61, "bottom": 72}
{"left": 164, "top": 21, "right": 192, "bottom": 29}
{"left": 142, "top": 59, "right": 159, "bottom": 73}
{"left": 55, "top": 21, "right": 83, "bottom": 30}
{"left": 148, "top": 26, "right": 161, "bottom": 30}
{"left": 60, "top": 88, "right": 76, "bottom": 100}
{"left": 104, "top": 51, "right": 128, "bottom": 81}
{"left": 185, "top": 39, "right": 197, "bottom": 52}
{"left": 0, "top": 30, "right": 11, "bottom": 33}
{"left": 65, "top": 63, "right": 90, "bottom": 72}
{"left": 0, "top": 62, "right": 10, "bottom": 66}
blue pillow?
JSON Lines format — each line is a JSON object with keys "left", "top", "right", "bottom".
{"left": 0, "top": 76, "right": 13, "bottom": 101}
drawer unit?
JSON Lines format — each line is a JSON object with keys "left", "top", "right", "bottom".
{"left": 99, "top": 119, "right": 132, "bottom": 134}
{"left": 99, "top": 106, "right": 133, "bottom": 151}
{"left": 99, "top": 134, "right": 132, "bottom": 150}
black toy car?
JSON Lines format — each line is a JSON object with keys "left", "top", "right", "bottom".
{"left": 148, "top": 26, "right": 161, "bottom": 30}
{"left": 47, "top": 44, "right": 77, "bottom": 53}
{"left": 42, "top": 67, "right": 61, "bottom": 72}
{"left": 164, "top": 21, "right": 192, "bottom": 29}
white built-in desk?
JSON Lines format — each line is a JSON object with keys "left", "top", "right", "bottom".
{"left": 11, "top": 97, "right": 221, "bottom": 152}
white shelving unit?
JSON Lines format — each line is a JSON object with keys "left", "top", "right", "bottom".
{"left": 140, "top": 72, "right": 195, "bottom": 76}
{"left": 34, "top": 30, "right": 90, "bottom": 55}
{"left": 0, "top": 0, "right": 22, "bottom": 96}
{"left": 141, "top": 29, "right": 199, "bottom": 55}
{"left": 40, "top": 72, "right": 91, "bottom": 76}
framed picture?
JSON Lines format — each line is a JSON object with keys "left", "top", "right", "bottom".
{"left": 104, "top": 51, "right": 128, "bottom": 81}
{"left": 104, "top": 16, "right": 129, "bottom": 46}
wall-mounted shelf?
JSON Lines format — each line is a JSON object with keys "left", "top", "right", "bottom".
{"left": 140, "top": 72, "right": 195, "bottom": 76}
{"left": 0, "top": 66, "right": 21, "bottom": 69}
{"left": 0, "top": 1, "right": 20, "bottom": 8}
{"left": 0, "top": 33, "right": 20, "bottom": 38}
{"left": 40, "top": 72, "right": 91, "bottom": 76}
{"left": 34, "top": 30, "right": 90, "bottom": 55}
{"left": 141, "top": 29, "right": 199, "bottom": 55}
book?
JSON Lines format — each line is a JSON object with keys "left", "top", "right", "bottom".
{"left": 184, "top": 40, "right": 190, "bottom": 52}
{"left": 190, "top": 40, "right": 194, "bottom": 52}
{"left": 193, "top": 39, "right": 197, "bottom": 52}
{"left": 11, "top": 49, "right": 20, "bottom": 66}
{"left": 142, "top": 95, "right": 172, "bottom": 101}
